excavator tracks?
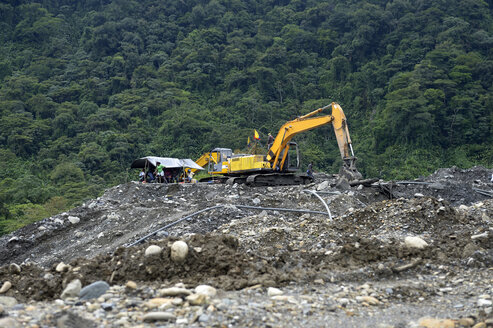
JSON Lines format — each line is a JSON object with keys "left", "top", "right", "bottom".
{"left": 245, "top": 173, "right": 313, "bottom": 186}
{"left": 202, "top": 173, "right": 312, "bottom": 186}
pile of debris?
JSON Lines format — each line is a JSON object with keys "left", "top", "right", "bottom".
{"left": 0, "top": 166, "right": 491, "bottom": 327}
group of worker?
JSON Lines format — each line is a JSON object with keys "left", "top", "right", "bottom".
{"left": 139, "top": 162, "right": 194, "bottom": 183}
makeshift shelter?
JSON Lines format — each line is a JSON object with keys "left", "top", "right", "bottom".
{"left": 130, "top": 157, "right": 204, "bottom": 171}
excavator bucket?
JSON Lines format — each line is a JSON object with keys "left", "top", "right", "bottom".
{"left": 340, "top": 157, "right": 363, "bottom": 181}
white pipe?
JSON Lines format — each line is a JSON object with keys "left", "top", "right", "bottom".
{"left": 302, "top": 190, "right": 333, "bottom": 221}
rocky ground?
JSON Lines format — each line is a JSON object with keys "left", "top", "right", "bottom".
{"left": 0, "top": 166, "right": 492, "bottom": 327}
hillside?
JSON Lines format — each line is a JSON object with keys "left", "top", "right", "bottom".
{"left": 1, "top": 0, "right": 493, "bottom": 233}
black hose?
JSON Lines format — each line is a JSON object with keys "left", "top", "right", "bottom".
{"left": 125, "top": 204, "right": 330, "bottom": 247}
{"left": 125, "top": 205, "right": 223, "bottom": 247}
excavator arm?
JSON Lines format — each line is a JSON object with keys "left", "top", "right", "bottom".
{"left": 192, "top": 151, "right": 219, "bottom": 173}
{"left": 267, "top": 102, "right": 361, "bottom": 180}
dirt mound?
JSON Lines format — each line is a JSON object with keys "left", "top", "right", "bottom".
{"left": 0, "top": 234, "right": 290, "bottom": 302}
{"left": 219, "top": 196, "right": 492, "bottom": 278}
{"left": 73, "top": 234, "right": 285, "bottom": 290}
{"left": 338, "top": 197, "right": 466, "bottom": 239}
{"left": 387, "top": 166, "right": 493, "bottom": 206}
{"left": 0, "top": 195, "right": 491, "bottom": 303}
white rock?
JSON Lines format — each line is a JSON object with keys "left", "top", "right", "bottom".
{"left": 478, "top": 299, "right": 493, "bottom": 307}
{"left": 357, "top": 184, "right": 364, "bottom": 190}
{"left": 125, "top": 281, "right": 137, "bottom": 289}
{"left": 145, "top": 245, "right": 162, "bottom": 257}
{"left": 404, "top": 236, "right": 428, "bottom": 249}
{"left": 61, "top": 279, "right": 82, "bottom": 300}
{"left": 143, "top": 312, "right": 176, "bottom": 322}
{"left": 186, "top": 293, "right": 207, "bottom": 305}
{"left": 270, "top": 295, "right": 296, "bottom": 303}
{"left": 317, "top": 181, "right": 329, "bottom": 191}
{"left": 158, "top": 287, "right": 191, "bottom": 297}
{"left": 356, "top": 295, "right": 380, "bottom": 305}
{"left": 170, "top": 241, "right": 188, "bottom": 262}
{"left": 0, "top": 281, "right": 12, "bottom": 294}
{"left": 0, "top": 296, "right": 17, "bottom": 307}
{"left": 474, "top": 202, "right": 484, "bottom": 208}
{"left": 414, "top": 193, "right": 424, "bottom": 197}
{"left": 0, "top": 317, "right": 21, "bottom": 328}
{"left": 195, "top": 285, "right": 217, "bottom": 297}
{"left": 471, "top": 232, "right": 488, "bottom": 240}
{"left": 9, "top": 263, "right": 21, "bottom": 274}
{"left": 172, "top": 298, "right": 183, "bottom": 306}
{"left": 252, "top": 198, "right": 261, "bottom": 205}
{"left": 267, "top": 287, "right": 283, "bottom": 297}
{"left": 56, "top": 262, "right": 70, "bottom": 272}
{"left": 67, "top": 216, "right": 80, "bottom": 224}
{"left": 107, "top": 212, "right": 120, "bottom": 220}
{"left": 38, "top": 225, "right": 46, "bottom": 231}
{"left": 54, "top": 218, "right": 64, "bottom": 225}
{"left": 459, "top": 205, "right": 468, "bottom": 210}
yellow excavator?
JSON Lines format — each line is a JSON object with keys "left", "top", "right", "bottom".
{"left": 193, "top": 102, "right": 362, "bottom": 186}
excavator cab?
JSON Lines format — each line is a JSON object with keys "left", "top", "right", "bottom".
{"left": 209, "top": 148, "right": 232, "bottom": 174}
{"left": 281, "top": 141, "right": 300, "bottom": 172}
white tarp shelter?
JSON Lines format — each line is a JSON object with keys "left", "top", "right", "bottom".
{"left": 130, "top": 156, "right": 204, "bottom": 170}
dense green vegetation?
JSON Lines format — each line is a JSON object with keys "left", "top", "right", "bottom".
{"left": 1, "top": 0, "right": 492, "bottom": 235}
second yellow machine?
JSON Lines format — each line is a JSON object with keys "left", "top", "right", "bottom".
{"left": 194, "top": 102, "right": 362, "bottom": 186}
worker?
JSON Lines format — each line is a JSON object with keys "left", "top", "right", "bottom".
{"left": 155, "top": 162, "right": 166, "bottom": 183}
{"left": 164, "top": 168, "right": 172, "bottom": 183}
{"left": 307, "top": 162, "right": 313, "bottom": 178}
{"left": 139, "top": 169, "right": 145, "bottom": 182}
{"left": 267, "top": 133, "right": 274, "bottom": 149}
{"left": 147, "top": 171, "right": 155, "bottom": 183}
{"left": 186, "top": 169, "right": 194, "bottom": 183}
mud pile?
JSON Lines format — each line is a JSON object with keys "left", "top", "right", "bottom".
{"left": 0, "top": 234, "right": 288, "bottom": 302}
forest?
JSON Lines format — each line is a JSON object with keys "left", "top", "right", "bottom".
{"left": 0, "top": 0, "right": 492, "bottom": 235}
